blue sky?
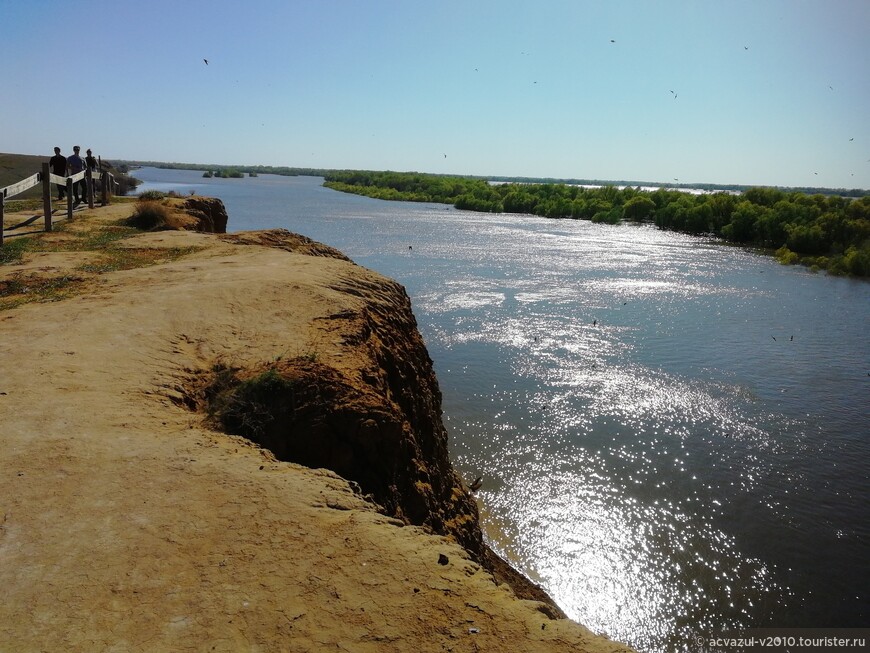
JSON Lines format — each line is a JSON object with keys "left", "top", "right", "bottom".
{"left": 3, "top": 0, "right": 868, "bottom": 189}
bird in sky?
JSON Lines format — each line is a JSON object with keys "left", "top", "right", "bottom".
{"left": 610, "top": 39, "right": 616, "bottom": 43}
{"left": 744, "top": 45, "right": 749, "bottom": 50}
{"left": 203, "top": 58, "right": 209, "bottom": 65}
{"left": 849, "top": 137, "right": 854, "bottom": 141}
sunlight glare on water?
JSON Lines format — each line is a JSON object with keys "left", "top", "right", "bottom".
{"left": 414, "top": 212, "right": 867, "bottom": 651}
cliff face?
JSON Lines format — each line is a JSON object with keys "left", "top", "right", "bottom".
{"left": 186, "top": 228, "right": 561, "bottom": 611}
{"left": 195, "top": 271, "right": 482, "bottom": 552}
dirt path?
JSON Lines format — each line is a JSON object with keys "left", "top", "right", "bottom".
{"left": 0, "top": 202, "right": 634, "bottom": 652}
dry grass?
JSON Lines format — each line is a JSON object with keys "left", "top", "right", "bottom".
{"left": 126, "top": 200, "right": 174, "bottom": 231}
{"left": 0, "top": 273, "right": 86, "bottom": 310}
{"left": 1, "top": 217, "right": 202, "bottom": 309}
{"left": 77, "top": 246, "right": 200, "bottom": 273}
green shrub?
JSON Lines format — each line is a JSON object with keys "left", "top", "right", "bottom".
{"left": 138, "top": 190, "right": 166, "bottom": 201}
{"left": 775, "top": 246, "right": 800, "bottom": 265}
{"left": 842, "top": 246, "right": 870, "bottom": 276}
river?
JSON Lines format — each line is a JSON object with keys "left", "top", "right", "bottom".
{"left": 133, "top": 168, "right": 869, "bottom": 652}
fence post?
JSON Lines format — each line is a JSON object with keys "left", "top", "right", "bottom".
{"left": 101, "top": 172, "right": 109, "bottom": 206}
{"left": 66, "top": 178, "right": 74, "bottom": 221}
{"left": 0, "top": 192, "right": 5, "bottom": 247}
{"left": 42, "top": 162, "right": 53, "bottom": 233}
{"left": 86, "top": 168, "right": 95, "bottom": 208}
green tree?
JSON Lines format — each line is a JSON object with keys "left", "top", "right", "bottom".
{"left": 785, "top": 223, "right": 827, "bottom": 254}
{"left": 622, "top": 195, "right": 656, "bottom": 222}
{"left": 744, "top": 186, "right": 784, "bottom": 207}
{"left": 721, "top": 201, "right": 764, "bottom": 243}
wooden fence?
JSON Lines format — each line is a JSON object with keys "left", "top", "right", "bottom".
{"left": 0, "top": 164, "right": 121, "bottom": 246}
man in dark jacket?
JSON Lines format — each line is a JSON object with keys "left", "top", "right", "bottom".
{"left": 49, "top": 147, "right": 67, "bottom": 200}
{"left": 67, "top": 145, "right": 86, "bottom": 204}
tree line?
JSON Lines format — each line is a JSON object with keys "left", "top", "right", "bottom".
{"left": 323, "top": 171, "right": 870, "bottom": 277}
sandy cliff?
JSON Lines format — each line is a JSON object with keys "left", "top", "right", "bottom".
{"left": 0, "top": 199, "right": 634, "bottom": 651}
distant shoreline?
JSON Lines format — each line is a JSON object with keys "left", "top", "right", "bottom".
{"left": 116, "top": 158, "right": 869, "bottom": 198}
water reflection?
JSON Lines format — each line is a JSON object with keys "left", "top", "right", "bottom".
{"left": 420, "top": 216, "right": 867, "bottom": 651}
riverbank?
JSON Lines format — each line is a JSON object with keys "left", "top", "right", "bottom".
{"left": 0, "top": 199, "right": 634, "bottom": 651}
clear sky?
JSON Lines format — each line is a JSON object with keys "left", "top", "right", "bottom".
{"left": 3, "top": 0, "right": 868, "bottom": 189}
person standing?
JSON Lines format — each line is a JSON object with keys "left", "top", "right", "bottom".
{"left": 84, "top": 148, "right": 98, "bottom": 201}
{"left": 49, "top": 147, "right": 67, "bottom": 200}
{"left": 67, "top": 145, "right": 86, "bottom": 204}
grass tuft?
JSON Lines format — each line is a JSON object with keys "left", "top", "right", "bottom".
{"left": 203, "top": 365, "right": 300, "bottom": 438}
{"left": 138, "top": 190, "right": 166, "bottom": 201}
{"left": 126, "top": 200, "right": 173, "bottom": 231}
{"left": 0, "top": 273, "right": 85, "bottom": 309}
{"left": 0, "top": 238, "right": 33, "bottom": 264}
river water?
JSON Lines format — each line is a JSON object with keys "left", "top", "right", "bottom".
{"left": 133, "top": 168, "right": 869, "bottom": 652}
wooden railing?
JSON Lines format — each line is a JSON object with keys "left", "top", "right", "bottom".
{"left": 0, "top": 164, "right": 121, "bottom": 246}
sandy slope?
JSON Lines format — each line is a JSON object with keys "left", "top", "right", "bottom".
{"left": 0, "top": 203, "right": 634, "bottom": 652}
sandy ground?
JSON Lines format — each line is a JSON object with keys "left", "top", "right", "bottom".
{"left": 0, "top": 203, "right": 634, "bottom": 652}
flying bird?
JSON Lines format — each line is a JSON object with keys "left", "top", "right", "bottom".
{"left": 203, "top": 59, "right": 208, "bottom": 65}
{"left": 744, "top": 45, "right": 749, "bottom": 50}
{"left": 610, "top": 39, "right": 616, "bottom": 43}
{"left": 849, "top": 138, "right": 854, "bottom": 141}
{"left": 469, "top": 477, "right": 483, "bottom": 492}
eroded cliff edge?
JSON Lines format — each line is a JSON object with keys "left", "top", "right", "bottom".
{"left": 189, "top": 230, "right": 556, "bottom": 610}
{"left": 0, "top": 200, "right": 633, "bottom": 651}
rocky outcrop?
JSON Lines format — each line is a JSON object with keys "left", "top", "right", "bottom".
{"left": 124, "top": 195, "right": 228, "bottom": 233}
{"left": 180, "top": 196, "right": 228, "bottom": 233}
